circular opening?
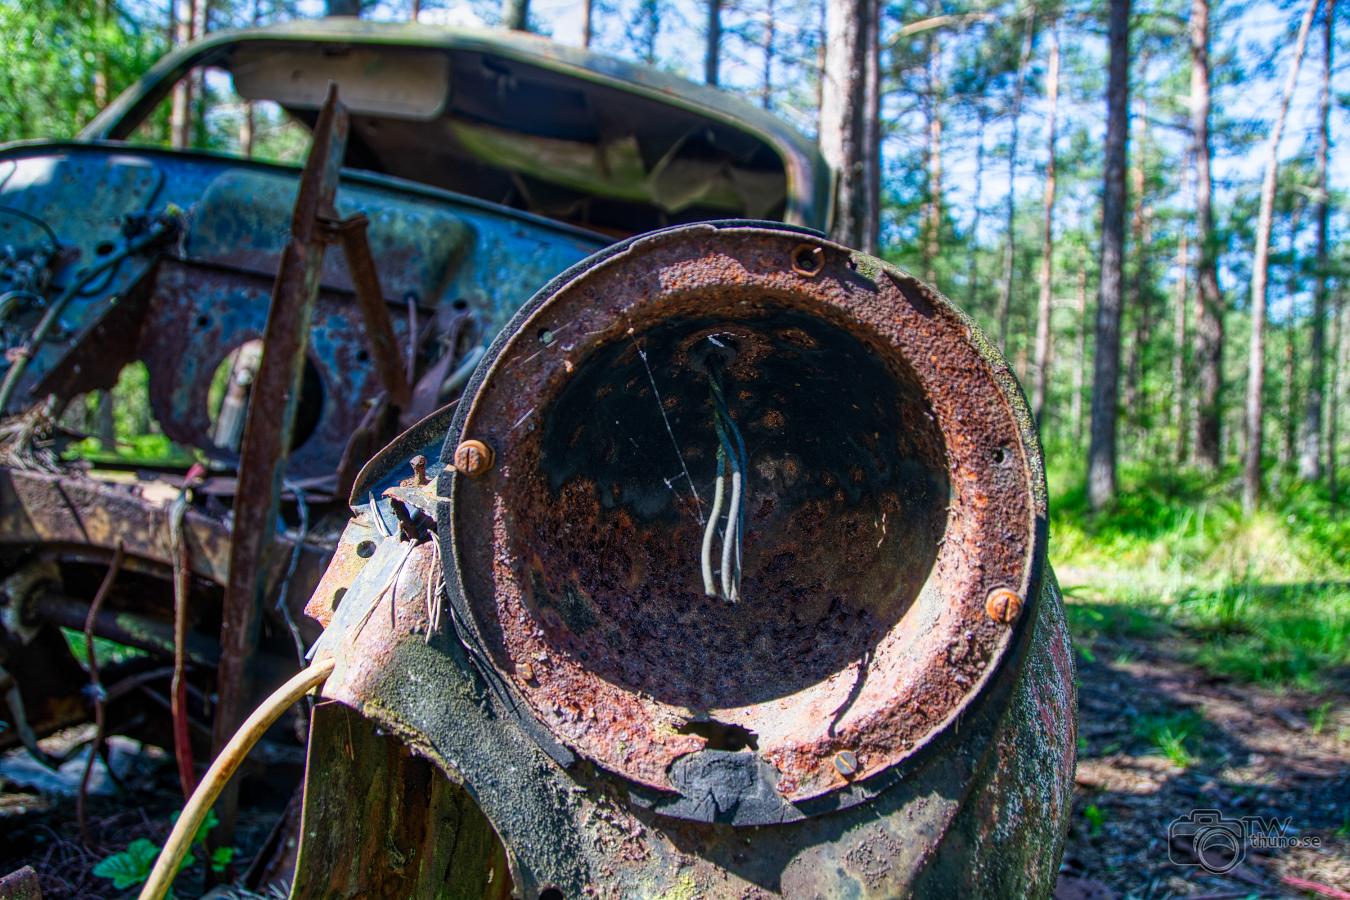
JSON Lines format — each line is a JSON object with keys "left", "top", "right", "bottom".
{"left": 791, "top": 243, "right": 824, "bottom": 276}
{"left": 207, "top": 340, "right": 325, "bottom": 453}
{"left": 538, "top": 889, "right": 564, "bottom": 900}
{"left": 510, "top": 307, "right": 948, "bottom": 709}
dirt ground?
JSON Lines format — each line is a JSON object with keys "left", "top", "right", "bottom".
{"left": 1057, "top": 615, "right": 1350, "bottom": 899}
{"left": 2, "top": 624, "right": 1347, "bottom": 898}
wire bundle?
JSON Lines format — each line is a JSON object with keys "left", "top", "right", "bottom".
{"left": 700, "top": 363, "right": 748, "bottom": 602}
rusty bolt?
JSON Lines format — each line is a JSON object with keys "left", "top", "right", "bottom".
{"left": 833, "top": 749, "right": 859, "bottom": 778}
{"left": 410, "top": 454, "right": 429, "bottom": 486}
{"left": 790, "top": 243, "right": 825, "bottom": 277}
{"left": 985, "top": 588, "right": 1024, "bottom": 625}
{"left": 453, "top": 439, "right": 495, "bottom": 477}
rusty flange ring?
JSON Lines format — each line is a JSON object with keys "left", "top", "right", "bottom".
{"left": 442, "top": 222, "right": 1044, "bottom": 810}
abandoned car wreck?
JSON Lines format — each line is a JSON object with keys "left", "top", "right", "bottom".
{"left": 0, "top": 19, "right": 1074, "bottom": 898}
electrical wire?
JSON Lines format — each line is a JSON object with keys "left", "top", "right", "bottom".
{"left": 136, "top": 658, "right": 335, "bottom": 900}
{"left": 0, "top": 205, "right": 59, "bottom": 250}
{"left": 700, "top": 447, "right": 727, "bottom": 596}
{"left": 704, "top": 364, "right": 748, "bottom": 602}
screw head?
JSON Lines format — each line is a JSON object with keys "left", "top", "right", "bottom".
{"left": 453, "top": 440, "right": 494, "bottom": 477}
{"left": 985, "top": 588, "right": 1024, "bottom": 625}
{"left": 833, "top": 749, "right": 859, "bottom": 778}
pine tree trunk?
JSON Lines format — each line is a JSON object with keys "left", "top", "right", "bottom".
{"left": 862, "top": 0, "right": 881, "bottom": 254}
{"left": 761, "top": 0, "right": 776, "bottom": 108}
{"left": 170, "top": 0, "right": 194, "bottom": 149}
{"left": 1087, "top": 0, "right": 1130, "bottom": 511}
{"left": 1283, "top": 324, "right": 1298, "bottom": 469}
{"left": 1173, "top": 227, "right": 1190, "bottom": 464}
{"left": 1243, "top": 0, "right": 1319, "bottom": 511}
{"left": 705, "top": 0, "right": 721, "bottom": 84}
{"left": 996, "top": 17, "right": 1035, "bottom": 351}
{"left": 1299, "top": 0, "right": 1334, "bottom": 480}
{"left": 504, "top": 0, "right": 529, "bottom": 31}
{"left": 1031, "top": 22, "right": 1059, "bottom": 426}
{"left": 922, "top": 19, "right": 942, "bottom": 284}
{"left": 96, "top": 391, "right": 115, "bottom": 451}
{"left": 820, "top": 0, "right": 872, "bottom": 248}
{"left": 1281, "top": 211, "right": 1304, "bottom": 471}
{"left": 1329, "top": 292, "right": 1345, "bottom": 502}
{"left": 582, "top": 0, "right": 594, "bottom": 46}
{"left": 1191, "top": 0, "right": 1224, "bottom": 469}
{"left": 1073, "top": 263, "right": 1089, "bottom": 442}
{"left": 967, "top": 106, "right": 987, "bottom": 312}
{"left": 1124, "top": 95, "right": 1151, "bottom": 435}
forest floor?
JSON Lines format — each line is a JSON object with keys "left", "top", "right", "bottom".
{"left": 1056, "top": 573, "right": 1350, "bottom": 899}
{"left": 1051, "top": 457, "right": 1350, "bottom": 899}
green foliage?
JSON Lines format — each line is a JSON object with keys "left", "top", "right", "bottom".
{"left": 92, "top": 837, "right": 161, "bottom": 890}
{"left": 1052, "top": 450, "right": 1350, "bottom": 690}
{"left": 0, "top": 0, "right": 166, "bottom": 142}
{"left": 1083, "top": 802, "right": 1106, "bottom": 835}
{"left": 93, "top": 810, "right": 234, "bottom": 897}
{"left": 1131, "top": 710, "right": 1206, "bottom": 767}
{"left": 66, "top": 363, "right": 198, "bottom": 466}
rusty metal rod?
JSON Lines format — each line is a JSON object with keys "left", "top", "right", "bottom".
{"left": 213, "top": 84, "right": 348, "bottom": 839}
{"left": 332, "top": 214, "right": 412, "bottom": 408}
{"left": 77, "top": 541, "right": 125, "bottom": 846}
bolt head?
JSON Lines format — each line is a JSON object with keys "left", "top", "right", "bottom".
{"left": 453, "top": 440, "right": 494, "bottom": 477}
{"left": 410, "top": 454, "right": 429, "bottom": 484}
{"left": 833, "top": 749, "right": 859, "bottom": 777}
{"left": 985, "top": 588, "right": 1024, "bottom": 625}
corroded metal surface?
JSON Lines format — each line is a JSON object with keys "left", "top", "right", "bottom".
{"left": 445, "top": 224, "right": 1040, "bottom": 803}
{"left": 303, "top": 222, "right": 1074, "bottom": 897}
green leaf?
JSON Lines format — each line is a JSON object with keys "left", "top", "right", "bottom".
{"left": 210, "top": 845, "right": 236, "bottom": 874}
{"left": 92, "top": 837, "right": 160, "bottom": 890}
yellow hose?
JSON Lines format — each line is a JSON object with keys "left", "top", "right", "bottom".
{"left": 138, "top": 658, "right": 336, "bottom": 900}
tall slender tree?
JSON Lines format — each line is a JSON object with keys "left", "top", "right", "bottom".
{"left": 996, "top": 14, "right": 1035, "bottom": 351}
{"left": 1031, "top": 20, "right": 1060, "bottom": 425}
{"left": 1330, "top": 292, "right": 1346, "bottom": 502}
{"left": 922, "top": 8, "right": 943, "bottom": 283}
{"left": 820, "top": 0, "right": 874, "bottom": 248}
{"left": 705, "top": 0, "right": 722, "bottom": 85}
{"left": 862, "top": 0, "right": 881, "bottom": 254}
{"left": 1087, "top": 0, "right": 1130, "bottom": 510}
{"left": 1300, "top": 0, "right": 1335, "bottom": 480}
{"left": 169, "top": 0, "right": 194, "bottom": 148}
{"left": 1243, "top": 0, "right": 1320, "bottom": 511}
{"left": 1172, "top": 222, "right": 1190, "bottom": 463}
{"left": 1073, "top": 260, "right": 1089, "bottom": 441}
{"left": 967, "top": 104, "right": 988, "bottom": 310}
{"left": 762, "top": 0, "right": 777, "bottom": 109}
{"left": 1191, "top": 0, "right": 1223, "bottom": 469}
{"left": 504, "top": 0, "right": 529, "bottom": 30}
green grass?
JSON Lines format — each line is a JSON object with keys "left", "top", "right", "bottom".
{"left": 1050, "top": 452, "right": 1350, "bottom": 691}
{"left": 1131, "top": 710, "right": 1207, "bottom": 767}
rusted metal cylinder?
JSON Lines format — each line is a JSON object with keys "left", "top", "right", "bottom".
{"left": 301, "top": 222, "right": 1075, "bottom": 898}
